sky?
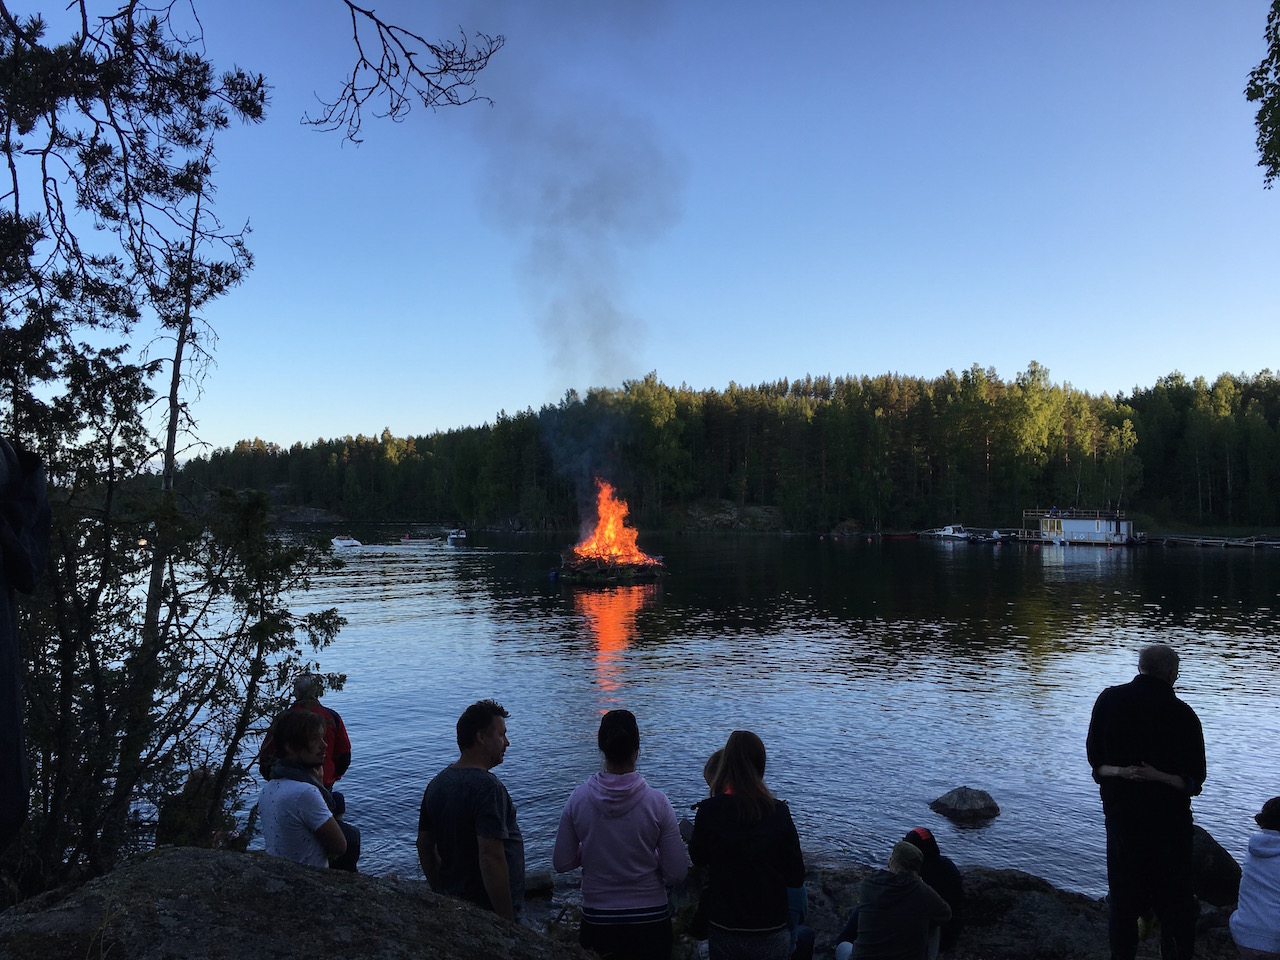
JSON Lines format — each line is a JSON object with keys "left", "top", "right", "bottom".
{"left": 27, "top": 1, "right": 1280, "bottom": 450}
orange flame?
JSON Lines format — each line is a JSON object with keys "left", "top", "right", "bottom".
{"left": 574, "top": 479, "right": 660, "bottom": 566}
{"left": 574, "top": 584, "right": 657, "bottom": 692}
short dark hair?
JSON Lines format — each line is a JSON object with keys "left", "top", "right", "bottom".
{"left": 272, "top": 708, "right": 324, "bottom": 758}
{"left": 1139, "top": 644, "right": 1179, "bottom": 684}
{"left": 597, "top": 710, "right": 640, "bottom": 764}
{"left": 456, "top": 699, "right": 509, "bottom": 751}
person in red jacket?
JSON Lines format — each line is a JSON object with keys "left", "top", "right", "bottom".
{"left": 260, "top": 674, "right": 351, "bottom": 790}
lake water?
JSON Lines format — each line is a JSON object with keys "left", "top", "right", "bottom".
{"left": 283, "top": 531, "right": 1280, "bottom": 897}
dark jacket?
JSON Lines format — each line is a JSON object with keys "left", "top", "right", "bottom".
{"left": 903, "top": 829, "right": 965, "bottom": 951}
{"left": 688, "top": 793, "right": 805, "bottom": 934}
{"left": 852, "top": 869, "right": 952, "bottom": 960}
{"left": 1086, "top": 673, "right": 1205, "bottom": 822}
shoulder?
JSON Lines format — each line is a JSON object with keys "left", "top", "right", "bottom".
{"left": 425, "top": 764, "right": 467, "bottom": 795}
{"left": 263, "top": 778, "right": 324, "bottom": 806}
{"left": 1093, "top": 681, "right": 1129, "bottom": 705}
{"left": 769, "top": 798, "right": 796, "bottom": 825}
{"left": 695, "top": 794, "right": 732, "bottom": 817}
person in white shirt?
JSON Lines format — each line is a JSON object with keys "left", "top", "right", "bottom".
{"left": 1231, "top": 796, "right": 1280, "bottom": 960}
{"left": 259, "top": 710, "right": 347, "bottom": 868}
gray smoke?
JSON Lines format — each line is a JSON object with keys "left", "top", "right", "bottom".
{"left": 466, "top": 2, "right": 685, "bottom": 388}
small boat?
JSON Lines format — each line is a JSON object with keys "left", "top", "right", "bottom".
{"left": 446, "top": 528, "right": 467, "bottom": 545}
{"left": 919, "top": 524, "right": 975, "bottom": 541}
{"left": 331, "top": 535, "right": 362, "bottom": 549}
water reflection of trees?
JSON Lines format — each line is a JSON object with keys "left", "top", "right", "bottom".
{"left": 446, "top": 535, "right": 1280, "bottom": 673}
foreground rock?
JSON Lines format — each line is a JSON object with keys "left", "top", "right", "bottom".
{"left": 1193, "top": 824, "right": 1242, "bottom": 907}
{"left": 0, "top": 847, "right": 1242, "bottom": 960}
{"left": 802, "top": 864, "right": 1237, "bottom": 960}
{"left": 0, "top": 848, "right": 588, "bottom": 960}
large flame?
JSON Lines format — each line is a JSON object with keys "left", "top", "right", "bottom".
{"left": 574, "top": 584, "right": 657, "bottom": 692}
{"left": 573, "top": 479, "right": 660, "bottom": 566}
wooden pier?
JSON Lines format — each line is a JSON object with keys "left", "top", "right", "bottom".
{"left": 1147, "top": 535, "right": 1280, "bottom": 549}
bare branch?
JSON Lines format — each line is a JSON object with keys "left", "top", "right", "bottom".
{"left": 305, "top": 2, "right": 503, "bottom": 143}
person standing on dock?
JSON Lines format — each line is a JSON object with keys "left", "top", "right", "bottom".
{"left": 1087, "top": 643, "right": 1206, "bottom": 960}
{"left": 417, "top": 699, "right": 525, "bottom": 922}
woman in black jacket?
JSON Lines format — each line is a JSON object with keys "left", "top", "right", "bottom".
{"left": 689, "top": 730, "right": 805, "bottom": 960}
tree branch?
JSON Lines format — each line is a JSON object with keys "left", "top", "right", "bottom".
{"left": 305, "top": 2, "right": 503, "bottom": 143}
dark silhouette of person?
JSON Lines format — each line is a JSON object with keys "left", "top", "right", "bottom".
{"left": 902, "top": 827, "right": 965, "bottom": 954}
{"left": 0, "top": 436, "right": 50, "bottom": 852}
{"left": 1087, "top": 643, "right": 1205, "bottom": 960}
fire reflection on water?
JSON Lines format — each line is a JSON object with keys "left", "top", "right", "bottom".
{"left": 572, "top": 584, "right": 659, "bottom": 693}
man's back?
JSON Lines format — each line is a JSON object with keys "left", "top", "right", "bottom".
{"left": 419, "top": 765, "right": 524, "bottom": 912}
{"left": 1087, "top": 673, "right": 1205, "bottom": 817}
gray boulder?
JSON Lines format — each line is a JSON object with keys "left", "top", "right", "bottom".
{"left": 1193, "top": 824, "right": 1241, "bottom": 907}
{"left": 0, "top": 847, "right": 587, "bottom": 960}
{"left": 930, "top": 786, "right": 1001, "bottom": 821}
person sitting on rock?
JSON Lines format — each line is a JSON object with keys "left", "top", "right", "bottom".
{"left": 1230, "top": 796, "right": 1280, "bottom": 960}
{"left": 901, "top": 827, "right": 965, "bottom": 955}
{"left": 258, "top": 709, "right": 348, "bottom": 869}
{"left": 834, "top": 841, "right": 951, "bottom": 960}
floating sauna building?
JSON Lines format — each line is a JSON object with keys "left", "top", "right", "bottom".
{"left": 1022, "top": 508, "right": 1136, "bottom": 545}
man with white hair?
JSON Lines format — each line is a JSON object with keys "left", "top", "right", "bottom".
{"left": 1087, "top": 643, "right": 1206, "bottom": 960}
{"left": 259, "top": 674, "right": 351, "bottom": 791}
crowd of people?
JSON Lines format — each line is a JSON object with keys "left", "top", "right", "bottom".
{"left": 254, "top": 644, "right": 1280, "bottom": 960}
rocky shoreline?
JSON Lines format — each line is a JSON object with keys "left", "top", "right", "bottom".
{"left": 0, "top": 847, "right": 1242, "bottom": 960}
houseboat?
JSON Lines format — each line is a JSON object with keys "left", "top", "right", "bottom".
{"left": 1022, "top": 509, "right": 1135, "bottom": 545}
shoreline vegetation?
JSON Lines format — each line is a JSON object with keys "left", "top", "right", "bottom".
{"left": 0, "top": 847, "right": 1242, "bottom": 960}
{"left": 182, "top": 367, "right": 1280, "bottom": 538}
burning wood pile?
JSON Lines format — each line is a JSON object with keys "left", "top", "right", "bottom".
{"left": 561, "top": 479, "right": 665, "bottom": 584}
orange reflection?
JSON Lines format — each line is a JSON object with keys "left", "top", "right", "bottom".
{"left": 573, "top": 584, "right": 658, "bottom": 692}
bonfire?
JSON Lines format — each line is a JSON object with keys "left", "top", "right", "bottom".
{"left": 561, "top": 479, "right": 665, "bottom": 583}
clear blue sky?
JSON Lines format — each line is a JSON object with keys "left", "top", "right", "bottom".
{"left": 62, "top": 2, "right": 1280, "bottom": 449}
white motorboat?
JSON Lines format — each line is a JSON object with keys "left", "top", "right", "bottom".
{"left": 919, "top": 524, "right": 974, "bottom": 541}
{"left": 331, "top": 535, "right": 362, "bottom": 549}
{"left": 446, "top": 528, "right": 467, "bottom": 545}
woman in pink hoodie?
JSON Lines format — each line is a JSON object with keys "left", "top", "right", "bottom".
{"left": 553, "top": 709, "right": 690, "bottom": 960}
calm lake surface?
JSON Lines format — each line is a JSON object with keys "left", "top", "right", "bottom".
{"left": 282, "top": 531, "right": 1280, "bottom": 897}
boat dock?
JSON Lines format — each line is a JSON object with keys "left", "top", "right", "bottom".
{"left": 1147, "top": 535, "right": 1280, "bottom": 549}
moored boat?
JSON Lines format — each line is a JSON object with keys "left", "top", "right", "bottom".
{"left": 919, "top": 524, "right": 975, "bottom": 541}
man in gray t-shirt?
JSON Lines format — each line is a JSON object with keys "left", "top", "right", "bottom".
{"left": 417, "top": 700, "right": 524, "bottom": 920}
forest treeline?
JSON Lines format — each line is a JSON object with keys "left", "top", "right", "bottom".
{"left": 180, "top": 364, "right": 1280, "bottom": 532}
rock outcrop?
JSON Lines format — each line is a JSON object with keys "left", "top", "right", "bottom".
{"left": 0, "top": 846, "right": 1243, "bottom": 960}
{"left": 1192, "top": 824, "right": 1242, "bottom": 907}
{"left": 0, "top": 848, "right": 588, "bottom": 960}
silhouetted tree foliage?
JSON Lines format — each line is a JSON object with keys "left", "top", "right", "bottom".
{"left": 1248, "top": 0, "right": 1280, "bottom": 186}
{"left": 182, "top": 367, "right": 1280, "bottom": 533}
